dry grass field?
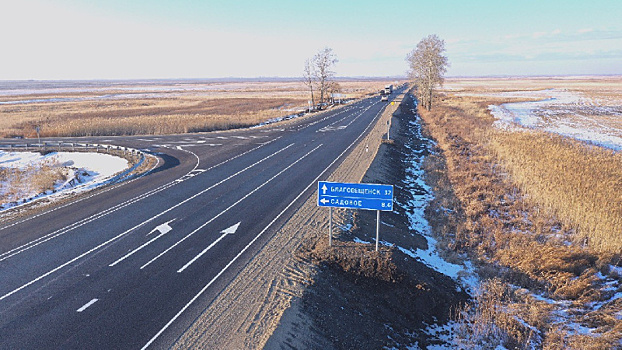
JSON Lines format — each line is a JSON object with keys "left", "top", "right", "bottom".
{"left": 0, "top": 158, "right": 67, "bottom": 204}
{"left": 0, "top": 79, "right": 396, "bottom": 138}
{"left": 420, "top": 76, "right": 622, "bottom": 348}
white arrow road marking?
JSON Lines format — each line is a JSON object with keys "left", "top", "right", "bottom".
{"left": 147, "top": 220, "right": 174, "bottom": 236}
{"left": 77, "top": 298, "right": 98, "bottom": 313}
{"left": 109, "top": 219, "right": 176, "bottom": 267}
{"left": 177, "top": 222, "right": 241, "bottom": 273}
{"left": 221, "top": 222, "right": 241, "bottom": 235}
{"left": 140, "top": 144, "right": 317, "bottom": 271}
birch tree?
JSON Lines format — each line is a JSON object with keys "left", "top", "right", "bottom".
{"left": 313, "top": 47, "right": 338, "bottom": 106}
{"left": 406, "top": 35, "right": 449, "bottom": 111}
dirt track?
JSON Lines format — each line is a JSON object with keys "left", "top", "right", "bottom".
{"left": 172, "top": 95, "right": 401, "bottom": 349}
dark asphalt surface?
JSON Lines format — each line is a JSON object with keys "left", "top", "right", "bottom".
{"left": 0, "top": 89, "right": 403, "bottom": 349}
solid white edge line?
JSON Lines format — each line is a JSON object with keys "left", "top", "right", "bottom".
{"left": 0, "top": 153, "right": 160, "bottom": 233}
{"left": 77, "top": 298, "right": 98, "bottom": 313}
{"left": 0, "top": 154, "right": 168, "bottom": 260}
{"left": 141, "top": 102, "right": 387, "bottom": 349}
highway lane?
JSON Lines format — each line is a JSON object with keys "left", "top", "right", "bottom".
{"left": 0, "top": 90, "right": 402, "bottom": 349}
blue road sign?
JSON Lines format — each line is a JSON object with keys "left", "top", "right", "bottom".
{"left": 317, "top": 181, "right": 393, "bottom": 211}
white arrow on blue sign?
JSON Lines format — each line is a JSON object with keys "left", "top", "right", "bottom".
{"left": 317, "top": 181, "right": 393, "bottom": 211}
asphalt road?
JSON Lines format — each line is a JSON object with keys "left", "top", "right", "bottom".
{"left": 0, "top": 90, "right": 402, "bottom": 349}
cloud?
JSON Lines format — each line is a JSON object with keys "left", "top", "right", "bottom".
{"left": 461, "top": 49, "right": 622, "bottom": 63}
{"left": 446, "top": 26, "right": 622, "bottom": 75}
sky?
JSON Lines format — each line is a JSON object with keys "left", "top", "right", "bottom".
{"left": 1, "top": 0, "right": 621, "bottom": 80}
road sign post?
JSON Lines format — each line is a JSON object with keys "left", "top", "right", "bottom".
{"left": 317, "top": 181, "right": 393, "bottom": 251}
{"left": 329, "top": 206, "right": 333, "bottom": 247}
{"left": 376, "top": 210, "right": 380, "bottom": 251}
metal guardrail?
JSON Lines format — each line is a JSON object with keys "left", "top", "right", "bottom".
{"left": 0, "top": 142, "right": 150, "bottom": 186}
{"left": 0, "top": 142, "right": 141, "bottom": 156}
{"left": 0, "top": 143, "right": 152, "bottom": 213}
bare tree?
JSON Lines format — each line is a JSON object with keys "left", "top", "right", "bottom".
{"left": 303, "top": 58, "right": 316, "bottom": 108}
{"left": 313, "top": 47, "right": 338, "bottom": 106}
{"left": 328, "top": 81, "right": 342, "bottom": 103}
{"left": 406, "top": 35, "right": 449, "bottom": 111}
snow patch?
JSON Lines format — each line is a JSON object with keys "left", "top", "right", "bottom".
{"left": 397, "top": 243, "right": 461, "bottom": 279}
{"left": 396, "top": 106, "right": 478, "bottom": 292}
{"left": 252, "top": 112, "right": 304, "bottom": 128}
{"left": 422, "top": 322, "right": 457, "bottom": 349}
{"left": 354, "top": 237, "right": 371, "bottom": 244}
{"left": 0, "top": 151, "right": 129, "bottom": 211}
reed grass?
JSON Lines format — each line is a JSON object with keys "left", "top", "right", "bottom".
{"left": 0, "top": 80, "right": 396, "bottom": 138}
{"left": 418, "top": 79, "right": 622, "bottom": 347}
{"left": 490, "top": 130, "right": 622, "bottom": 252}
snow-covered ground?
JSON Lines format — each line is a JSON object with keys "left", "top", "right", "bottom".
{"left": 487, "top": 89, "right": 622, "bottom": 151}
{"left": 0, "top": 151, "right": 129, "bottom": 211}
{"left": 395, "top": 106, "right": 477, "bottom": 348}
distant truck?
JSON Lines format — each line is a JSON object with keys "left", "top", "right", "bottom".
{"left": 380, "top": 84, "right": 392, "bottom": 101}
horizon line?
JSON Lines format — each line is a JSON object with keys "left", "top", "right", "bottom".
{"left": 1, "top": 74, "right": 621, "bottom": 84}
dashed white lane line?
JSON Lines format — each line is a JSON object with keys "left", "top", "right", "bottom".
{"left": 109, "top": 219, "right": 177, "bottom": 267}
{"left": 139, "top": 143, "right": 297, "bottom": 270}
{"left": 77, "top": 298, "right": 98, "bottom": 313}
{"left": 174, "top": 144, "right": 321, "bottom": 273}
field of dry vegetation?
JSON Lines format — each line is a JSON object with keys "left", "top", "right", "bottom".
{"left": 420, "top": 77, "right": 622, "bottom": 348}
{"left": 0, "top": 158, "right": 67, "bottom": 204}
{"left": 0, "top": 80, "right": 394, "bottom": 138}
